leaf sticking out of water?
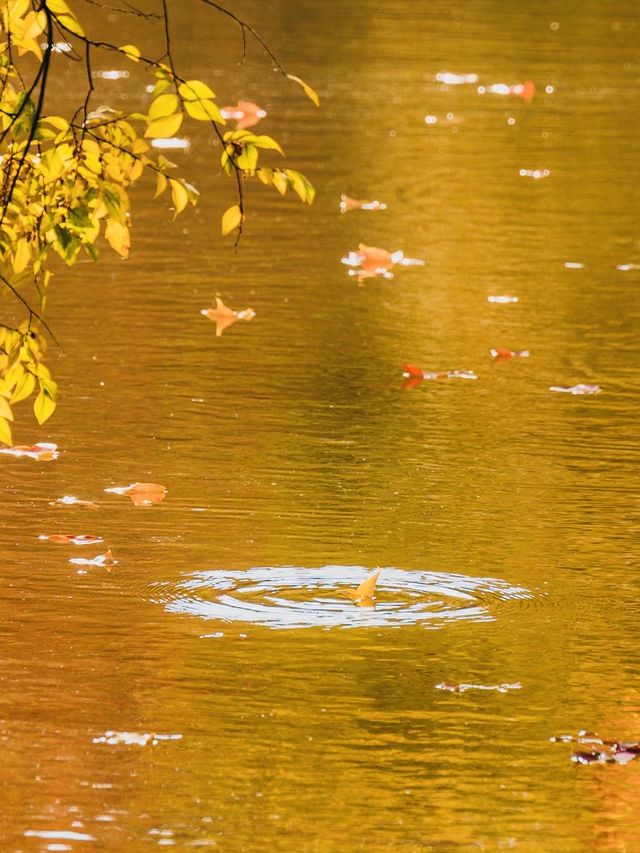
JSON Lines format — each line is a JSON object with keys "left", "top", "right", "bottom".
{"left": 70, "top": 549, "right": 117, "bottom": 569}
{"left": 343, "top": 569, "right": 380, "bottom": 607}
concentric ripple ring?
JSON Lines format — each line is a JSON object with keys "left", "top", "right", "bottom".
{"left": 152, "top": 565, "right": 532, "bottom": 630}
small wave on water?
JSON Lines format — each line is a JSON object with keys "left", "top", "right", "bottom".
{"left": 150, "top": 566, "right": 532, "bottom": 630}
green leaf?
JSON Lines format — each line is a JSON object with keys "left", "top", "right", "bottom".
{"left": 286, "top": 73, "right": 320, "bottom": 106}
{"left": 221, "top": 204, "right": 242, "bottom": 236}
{"left": 34, "top": 388, "right": 56, "bottom": 425}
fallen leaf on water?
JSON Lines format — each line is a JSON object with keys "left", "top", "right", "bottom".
{"left": 551, "top": 730, "right": 640, "bottom": 766}
{"left": 435, "top": 682, "right": 522, "bottom": 693}
{"left": 50, "top": 496, "right": 100, "bottom": 509}
{"left": 549, "top": 384, "right": 601, "bottom": 395}
{"left": 402, "top": 364, "right": 478, "bottom": 388}
{"left": 343, "top": 569, "right": 380, "bottom": 607}
{"left": 104, "top": 482, "right": 167, "bottom": 506}
{"left": 0, "top": 442, "right": 58, "bottom": 461}
{"left": 341, "top": 244, "right": 425, "bottom": 282}
{"left": 490, "top": 347, "right": 530, "bottom": 360}
{"left": 200, "top": 297, "right": 256, "bottom": 337}
{"left": 70, "top": 549, "right": 117, "bottom": 569}
{"left": 220, "top": 100, "right": 267, "bottom": 130}
{"left": 39, "top": 534, "right": 104, "bottom": 545}
{"left": 339, "top": 194, "right": 387, "bottom": 213}
{"left": 92, "top": 730, "right": 182, "bottom": 746}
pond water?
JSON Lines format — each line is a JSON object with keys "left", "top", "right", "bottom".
{"left": 2, "top": 0, "right": 640, "bottom": 849}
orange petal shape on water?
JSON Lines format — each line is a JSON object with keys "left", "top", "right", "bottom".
{"left": 344, "top": 569, "right": 381, "bottom": 607}
{"left": 0, "top": 442, "right": 58, "bottom": 460}
{"left": 220, "top": 100, "right": 267, "bottom": 130}
{"left": 358, "top": 244, "right": 395, "bottom": 271}
{"left": 105, "top": 482, "right": 167, "bottom": 506}
{"left": 201, "top": 298, "right": 256, "bottom": 337}
{"left": 39, "top": 534, "right": 104, "bottom": 545}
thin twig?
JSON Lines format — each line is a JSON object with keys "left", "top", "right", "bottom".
{"left": 0, "top": 273, "right": 60, "bottom": 346}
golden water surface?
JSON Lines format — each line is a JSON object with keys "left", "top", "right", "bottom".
{"left": 2, "top": 1, "right": 640, "bottom": 850}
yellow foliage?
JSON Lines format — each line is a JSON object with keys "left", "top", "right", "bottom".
{"left": 0, "top": 0, "right": 316, "bottom": 435}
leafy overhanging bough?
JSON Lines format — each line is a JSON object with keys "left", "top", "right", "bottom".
{"left": 0, "top": 0, "right": 318, "bottom": 445}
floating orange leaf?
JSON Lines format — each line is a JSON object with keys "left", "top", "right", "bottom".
{"left": 341, "top": 244, "right": 424, "bottom": 282}
{"left": 200, "top": 297, "right": 256, "bottom": 337}
{"left": 39, "top": 534, "right": 104, "bottom": 545}
{"left": 104, "top": 482, "right": 167, "bottom": 507}
{"left": 490, "top": 347, "right": 530, "bottom": 360}
{"left": 0, "top": 442, "right": 58, "bottom": 461}
{"left": 344, "top": 569, "right": 380, "bottom": 607}
{"left": 220, "top": 100, "right": 267, "bottom": 130}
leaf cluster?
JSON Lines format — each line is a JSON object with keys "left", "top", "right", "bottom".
{"left": 0, "top": 0, "right": 318, "bottom": 444}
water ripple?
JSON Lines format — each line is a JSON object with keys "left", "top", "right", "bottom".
{"left": 151, "top": 565, "right": 532, "bottom": 630}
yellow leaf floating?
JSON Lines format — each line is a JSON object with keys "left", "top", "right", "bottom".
{"left": 286, "top": 73, "right": 320, "bottom": 106}
{"left": 221, "top": 204, "right": 242, "bottom": 236}
{"left": 344, "top": 569, "right": 381, "bottom": 606}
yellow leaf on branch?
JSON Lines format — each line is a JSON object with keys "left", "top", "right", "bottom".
{"left": 221, "top": 204, "right": 242, "bottom": 236}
